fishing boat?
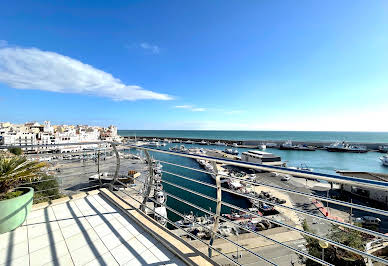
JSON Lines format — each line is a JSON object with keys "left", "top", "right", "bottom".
{"left": 380, "top": 155, "right": 388, "bottom": 166}
{"left": 326, "top": 141, "right": 367, "bottom": 153}
{"left": 279, "top": 140, "right": 295, "bottom": 150}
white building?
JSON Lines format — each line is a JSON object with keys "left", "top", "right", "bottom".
{"left": 0, "top": 121, "right": 120, "bottom": 153}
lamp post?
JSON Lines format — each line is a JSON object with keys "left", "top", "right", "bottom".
{"left": 319, "top": 241, "right": 329, "bottom": 261}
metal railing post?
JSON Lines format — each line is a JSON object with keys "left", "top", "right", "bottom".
{"left": 209, "top": 161, "right": 222, "bottom": 258}
{"left": 109, "top": 142, "right": 120, "bottom": 191}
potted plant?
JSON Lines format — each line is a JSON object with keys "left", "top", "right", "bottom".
{"left": 0, "top": 155, "right": 46, "bottom": 234}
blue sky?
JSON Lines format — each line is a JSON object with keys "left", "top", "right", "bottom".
{"left": 0, "top": 1, "right": 387, "bottom": 131}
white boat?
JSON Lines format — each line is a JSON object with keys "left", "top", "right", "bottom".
{"left": 232, "top": 143, "right": 238, "bottom": 147}
{"left": 148, "top": 141, "right": 161, "bottom": 147}
{"left": 199, "top": 140, "right": 208, "bottom": 145}
{"left": 225, "top": 148, "right": 239, "bottom": 155}
{"left": 380, "top": 155, "right": 388, "bottom": 166}
{"left": 215, "top": 140, "right": 227, "bottom": 146}
{"left": 266, "top": 142, "right": 277, "bottom": 148}
{"left": 257, "top": 144, "right": 266, "bottom": 150}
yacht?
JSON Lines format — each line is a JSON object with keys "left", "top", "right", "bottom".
{"left": 380, "top": 155, "right": 388, "bottom": 166}
{"left": 232, "top": 143, "right": 239, "bottom": 147}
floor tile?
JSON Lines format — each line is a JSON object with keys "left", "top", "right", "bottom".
{"left": 29, "top": 240, "right": 69, "bottom": 266}
{"left": 84, "top": 252, "right": 119, "bottom": 266}
{"left": 69, "top": 238, "right": 108, "bottom": 266}
{"left": 0, "top": 226, "right": 28, "bottom": 250}
{"left": 0, "top": 254, "right": 30, "bottom": 266}
{"left": 0, "top": 240, "right": 29, "bottom": 265}
{"left": 27, "top": 221, "right": 60, "bottom": 239}
{"left": 42, "top": 254, "right": 74, "bottom": 266}
{"left": 110, "top": 244, "right": 135, "bottom": 265}
{"left": 28, "top": 229, "right": 64, "bottom": 253}
{"left": 64, "top": 227, "right": 100, "bottom": 252}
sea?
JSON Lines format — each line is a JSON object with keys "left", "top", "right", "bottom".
{"left": 119, "top": 130, "right": 388, "bottom": 143}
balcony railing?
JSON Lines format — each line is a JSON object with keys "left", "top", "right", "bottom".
{"left": 5, "top": 141, "right": 388, "bottom": 265}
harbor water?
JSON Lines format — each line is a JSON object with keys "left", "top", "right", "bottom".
{"left": 120, "top": 130, "right": 388, "bottom": 175}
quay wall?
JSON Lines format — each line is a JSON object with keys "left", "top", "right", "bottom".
{"left": 122, "top": 136, "right": 387, "bottom": 150}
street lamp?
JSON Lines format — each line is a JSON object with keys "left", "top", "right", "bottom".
{"left": 319, "top": 240, "right": 329, "bottom": 261}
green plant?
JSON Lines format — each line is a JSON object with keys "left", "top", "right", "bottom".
{"left": 8, "top": 147, "right": 22, "bottom": 155}
{"left": 0, "top": 155, "right": 47, "bottom": 200}
{"left": 301, "top": 219, "right": 366, "bottom": 266}
{"left": 30, "top": 175, "right": 63, "bottom": 203}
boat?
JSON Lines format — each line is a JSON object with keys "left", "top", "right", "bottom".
{"left": 175, "top": 212, "right": 195, "bottom": 228}
{"left": 257, "top": 144, "right": 266, "bottom": 150}
{"left": 293, "top": 144, "right": 316, "bottom": 151}
{"left": 215, "top": 140, "right": 227, "bottom": 146}
{"left": 232, "top": 143, "right": 239, "bottom": 147}
{"left": 147, "top": 141, "right": 161, "bottom": 147}
{"left": 378, "top": 146, "right": 388, "bottom": 153}
{"left": 185, "top": 140, "right": 194, "bottom": 144}
{"left": 380, "top": 155, "right": 388, "bottom": 166}
{"left": 279, "top": 140, "right": 295, "bottom": 150}
{"left": 326, "top": 141, "right": 368, "bottom": 153}
{"left": 266, "top": 142, "right": 277, "bottom": 148}
{"left": 199, "top": 140, "right": 208, "bottom": 145}
{"left": 297, "top": 164, "right": 313, "bottom": 172}
{"left": 225, "top": 148, "right": 239, "bottom": 155}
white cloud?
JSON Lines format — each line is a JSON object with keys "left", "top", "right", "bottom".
{"left": 174, "top": 105, "right": 206, "bottom": 112}
{"left": 140, "top": 42, "right": 160, "bottom": 54}
{"left": 0, "top": 40, "right": 8, "bottom": 47}
{"left": 0, "top": 46, "right": 172, "bottom": 101}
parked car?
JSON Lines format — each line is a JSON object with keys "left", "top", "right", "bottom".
{"left": 355, "top": 216, "right": 381, "bottom": 226}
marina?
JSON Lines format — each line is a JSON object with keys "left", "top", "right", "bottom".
{"left": 122, "top": 136, "right": 388, "bottom": 175}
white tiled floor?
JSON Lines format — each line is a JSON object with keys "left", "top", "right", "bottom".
{"left": 0, "top": 194, "right": 185, "bottom": 266}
